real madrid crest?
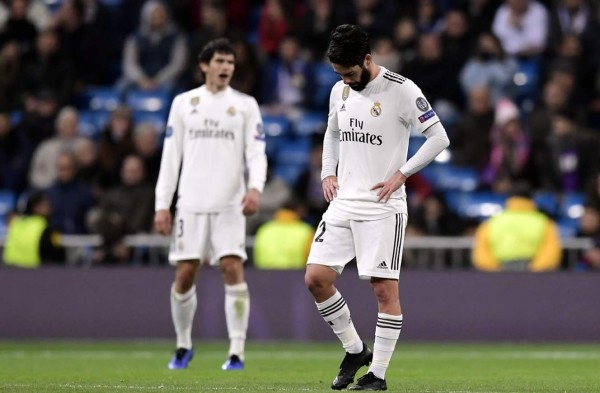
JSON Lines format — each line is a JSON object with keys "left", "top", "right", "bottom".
{"left": 342, "top": 86, "right": 350, "bottom": 101}
{"left": 227, "top": 106, "right": 236, "bottom": 116}
{"left": 191, "top": 96, "right": 200, "bottom": 106}
{"left": 370, "top": 102, "right": 382, "bottom": 117}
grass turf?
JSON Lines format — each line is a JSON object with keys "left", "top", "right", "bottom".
{"left": 0, "top": 341, "right": 599, "bottom": 392}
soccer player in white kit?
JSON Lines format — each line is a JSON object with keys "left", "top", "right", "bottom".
{"left": 305, "top": 25, "right": 450, "bottom": 390}
{"left": 154, "top": 38, "right": 267, "bottom": 371}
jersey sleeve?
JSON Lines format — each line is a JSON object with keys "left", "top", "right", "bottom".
{"left": 244, "top": 96, "right": 267, "bottom": 193}
{"left": 155, "top": 94, "right": 184, "bottom": 211}
{"left": 402, "top": 80, "right": 441, "bottom": 134}
{"left": 321, "top": 86, "right": 340, "bottom": 179}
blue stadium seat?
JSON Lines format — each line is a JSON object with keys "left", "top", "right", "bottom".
{"left": 557, "top": 217, "right": 579, "bottom": 238}
{"left": 559, "top": 192, "right": 585, "bottom": 221}
{"left": 313, "top": 62, "right": 339, "bottom": 109}
{"left": 274, "top": 137, "right": 311, "bottom": 185}
{"left": 126, "top": 89, "right": 171, "bottom": 114}
{"left": 78, "top": 110, "right": 101, "bottom": 139}
{"left": 533, "top": 192, "right": 559, "bottom": 217}
{"left": 133, "top": 111, "right": 167, "bottom": 133}
{"left": 425, "top": 163, "right": 479, "bottom": 192}
{"left": 294, "top": 111, "right": 326, "bottom": 136}
{"left": 84, "top": 87, "right": 122, "bottom": 112}
{"left": 446, "top": 191, "right": 507, "bottom": 221}
{"left": 408, "top": 136, "right": 426, "bottom": 158}
{"left": 0, "top": 190, "right": 16, "bottom": 216}
{"left": 262, "top": 114, "right": 293, "bottom": 137}
{"left": 0, "top": 215, "right": 6, "bottom": 237}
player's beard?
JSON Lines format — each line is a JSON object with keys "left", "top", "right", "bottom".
{"left": 349, "top": 64, "right": 371, "bottom": 91}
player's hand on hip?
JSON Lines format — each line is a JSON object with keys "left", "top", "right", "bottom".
{"left": 154, "top": 209, "right": 172, "bottom": 235}
{"left": 322, "top": 176, "right": 339, "bottom": 202}
{"left": 371, "top": 170, "right": 407, "bottom": 202}
{"left": 242, "top": 188, "right": 260, "bottom": 216}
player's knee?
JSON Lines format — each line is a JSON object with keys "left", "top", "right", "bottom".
{"left": 219, "top": 257, "right": 243, "bottom": 282}
{"left": 305, "top": 271, "right": 327, "bottom": 294}
{"left": 371, "top": 282, "right": 396, "bottom": 304}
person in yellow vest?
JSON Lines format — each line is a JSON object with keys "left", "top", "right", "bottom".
{"left": 3, "top": 191, "right": 64, "bottom": 268}
{"left": 472, "top": 183, "right": 562, "bottom": 272}
{"left": 253, "top": 198, "right": 314, "bottom": 269}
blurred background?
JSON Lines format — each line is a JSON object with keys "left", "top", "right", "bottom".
{"left": 0, "top": 0, "right": 599, "bottom": 343}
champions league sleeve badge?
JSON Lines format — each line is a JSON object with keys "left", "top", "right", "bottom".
{"left": 370, "top": 101, "right": 382, "bottom": 117}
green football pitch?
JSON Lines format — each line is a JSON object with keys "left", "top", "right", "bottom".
{"left": 1, "top": 341, "right": 599, "bottom": 392}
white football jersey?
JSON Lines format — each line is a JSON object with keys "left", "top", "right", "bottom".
{"left": 155, "top": 85, "right": 267, "bottom": 213}
{"left": 322, "top": 66, "right": 441, "bottom": 220}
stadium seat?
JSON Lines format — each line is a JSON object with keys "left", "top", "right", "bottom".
{"left": 557, "top": 217, "right": 579, "bottom": 238}
{"left": 293, "top": 111, "right": 326, "bottom": 136}
{"left": 533, "top": 192, "right": 559, "bottom": 217}
{"left": 273, "top": 137, "right": 311, "bottom": 185}
{"left": 133, "top": 111, "right": 167, "bottom": 133}
{"left": 446, "top": 191, "right": 506, "bottom": 221}
{"left": 78, "top": 110, "right": 101, "bottom": 139}
{"left": 0, "top": 190, "right": 16, "bottom": 217}
{"left": 559, "top": 192, "right": 585, "bottom": 221}
{"left": 425, "top": 163, "right": 479, "bottom": 192}
{"left": 262, "top": 114, "right": 293, "bottom": 137}
{"left": 0, "top": 215, "right": 6, "bottom": 237}
{"left": 84, "top": 87, "right": 122, "bottom": 112}
{"left": 126, "top": 89, "right": 171, "bottom": 114}
{"left": 313, "top": 62, "right": 339, "bottom": 109}
{"left": 408, "top": 136, "right": 426, "bottom": 158}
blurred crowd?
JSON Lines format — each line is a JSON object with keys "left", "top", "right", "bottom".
{"left": 1, "top": 0, "right": 600, "bottom": 270}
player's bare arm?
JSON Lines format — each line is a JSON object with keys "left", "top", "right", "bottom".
{"left": 371, "top": 170, "right": 407, "bottom": 203}
{"left": 322, "top": 175, "right": 339, "bottom": 202}
{"left": 241, "top": 188, "right": 260, "bottom": 216}
{"left": 154, "top": 209, "right": 173, "bottom": 235}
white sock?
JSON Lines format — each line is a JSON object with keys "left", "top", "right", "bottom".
{"left": 170, "top": 284, "right": 197, "bottom": 350}
{"left": 316, "top": 290, "right": 363, "bottom": 354}
{"left": 225, "top": 282, "right": 250, "bottom": 359}
{"left": 369, "top": 313, "right": 403, "bottom": 379}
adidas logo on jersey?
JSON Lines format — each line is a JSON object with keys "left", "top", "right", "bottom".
{"left": 340, "top": 104, "right": 346, "bottom": 112}
{"left": 377, "top": 261, "right": 388, "bottom": 269}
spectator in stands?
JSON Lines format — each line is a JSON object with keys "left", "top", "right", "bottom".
{"left": 97, "top": 106, "right": 135, "bottom": 189}
{"left": 441, "top": 8, "right": 474, "bottom": 82}
{"left": 578, "top": 206, "right": 600, "bottom": 270}
{"left": 403, "top": 33, "right": 462, "bottom": 124}
{"left": 29, "top": 106, "right": 84, "bottom": 190}
{"left": 0, "top": 40, "right": 24, "bottom": 111}
{"left": 585, "top": 172, "right": 600, "bottom": 212}
{"left": 246, "top": 159, "right": 292, "bottom": 235}
{"left": 0, "top": 0, "right": 51, "bottom": 32}
{"left": 3, "top": 190, "right": 65, "bottom": 268}
{"left": 0, "top": 0, "right": 38, "bottom": 60}
{"left": 528, "top": 79, "right": 571, "bottom": 154}
{"left": 392, "top": 17, "right": 418, "bottom": 65}
{"left": 460, "top": 32, "right": 517, "bottom": 105}
{"left": 188, "top": 2, "right": 242, "bottom": 86}
{"left": 257, "top": 0, "right": 290, "bottom": 58}
{"left": 452, "top": 86, "right": 495, "bottom": 170}
{"left": 91, "top": 154, "right": 154, "bottom": 264}
{"left": 0, "top": 111, "right": 29, "bottom": 194}
{"left": 229, "top": 37, "right": 261, "bottom": 98}
{"left": 371, "top": 36, "right": 401, "bottom": 73}
{"left": 73, "top": 136, "right": 102, "bottom": 198}
{"left": 415, "top": 0, "right": 444, "bottom": 33}
{"left": 23, "top": 29, "right": 74, "bottom": 105}
{"left": 492, "top": 0, "right": 549, "bottom": 59}
{"left": 296, "top": 0, "right": 340, "bottom": 61}
{"left": 406, "top": 192, "right": 467, "bottom": 237}
{"left": 535, "top": 107, "right": 600, "bottom": 192}
{"left": 121, "top": 0, "right": 188, "bottom": 92}
{"left": 253, "top": 198, "right": 313, "bottom": 270}
{"left": 133, "top": 121, "right": 161, "bottom": 184}
{"left": 17, "top": 89, "right": 61, "bottom": 149}
{"left": 547, "top": 0, "right": 598, "bottom": 55}
{"left": 354, "top": 0, "right": 397, "bottom": 38}
{"left": 459, "top": 0, "right": 500, "bottom": 36}
{"left": 46, "top": 151, "right": 95, "bottom": 234}
{"left": 51, "top": 0, "right": 112, "bottom": 88}
{"left": 472, "top": 182, "right": 561, "bottom": 272}
{"left": 294, "top": 137, "right": 327, "bottom": 227}
{"left": 261, "top": 34, "right": 315, "bottom": 113}
{"left": 481, "top": 98, "right": 531, "bottom": 193}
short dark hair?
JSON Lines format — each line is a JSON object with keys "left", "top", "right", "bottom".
{"left": 326, "top": 24, "right": 370, "bottom": 67}
{"left": 198, "top": 38, "right": 235, "bottom": 64}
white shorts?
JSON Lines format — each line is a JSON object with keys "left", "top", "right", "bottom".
{"left": 307, "top": 213, "right": 407, "bottom": 280}
{"left": 168, "top": 207, "right": 247, "bottom": 266}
